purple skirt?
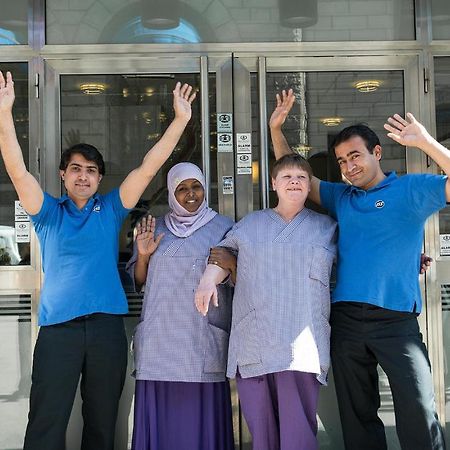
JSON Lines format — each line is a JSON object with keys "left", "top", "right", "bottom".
{"left": 131, "top": 380, "right": 235, "bottom": 450}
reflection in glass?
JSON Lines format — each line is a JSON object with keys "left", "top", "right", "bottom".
{"left": 0, "top": 295, "right": 31, "bottom": 450}
{"left": 0, "top": 0, "right": 27, "bottom": 45}
{"left": 432, "top": 0, "right": 450, "bottom": 40}
{"left": 266, "top": 70, "right": 405, "bottom": 209}
{"left": 0, "top": 63, "right": 30, "bottom": 266}
{"left": 435, "top": 58, "right": 450, "bottom": 237}
{"left": 46, "top": 0, "right": 415, "bottom": 45}
{"left": 60, "top": 74, "right": 202, "bottom": 269}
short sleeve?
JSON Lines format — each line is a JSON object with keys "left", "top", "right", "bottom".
{"left": 103, "top": 188, "right": 131, "bottom": 225}
{"left": 29, "top": 192, "right": 58, "bottom": 230}
{"left": 407, "top": 174, "right": 447, "bottom": 219}
{"left": 217, "top": 221, "right": 242, "bottom": 251}
{"left": 125, "top": 242, "right": 143, "bottom": 293}
{"left": 319, "top": 181, "right": 347, "bottom": 219}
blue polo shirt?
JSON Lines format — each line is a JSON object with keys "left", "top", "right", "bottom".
{"left": 30, "top": 188, "right": 130, "bottom": 326}
{"left": 320, "top": 172, "right": 447, "bottom": 312}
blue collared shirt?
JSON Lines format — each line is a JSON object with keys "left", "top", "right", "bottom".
{"left": 320, "top": 172, "right": 447, "bottom": 312}
{"left": 30, "top": 188, "right": 130, "bottom": 325}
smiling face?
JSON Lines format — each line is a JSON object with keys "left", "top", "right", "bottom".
{"left": 335, "top": 135, "right": 385, "bottom": 190}
{"left": 174, "top": 178, "right": 205, "bottom": 212}
{"left": 272, "top": 166, "right": 311, "bottom": 207}
{"left": 60, "top": 153, "right": 102, "bottom": 208}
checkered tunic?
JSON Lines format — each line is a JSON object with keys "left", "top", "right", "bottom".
{"left": 219, "top": 208, "right": 337, "bottom": 385}
{"left": 126, "top": 214, "right": 234, "bottom": 382}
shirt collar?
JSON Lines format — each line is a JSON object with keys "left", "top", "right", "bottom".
{"left": 349, "top": 171, "right": 397, "bottom": 194}
{"left": 58, "top": 192, "right": 100, "bottom": 207}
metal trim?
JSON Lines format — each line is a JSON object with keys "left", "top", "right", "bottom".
{"left": 200, "top": 55, "right": 210, "bottom": 203}
{"left": 258, "top": 57, "right": 269, "bottom": 209}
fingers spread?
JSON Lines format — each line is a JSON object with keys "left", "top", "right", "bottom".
{"left": 188, "top": 90, "right": 197, "bottom": 104}
{"left": 406, "top": 112, "right": 417, "bottom": 123}
{"left": 393, "top": 113, "right": 408, "bottom": 126}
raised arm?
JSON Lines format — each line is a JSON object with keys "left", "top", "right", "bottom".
{"left": 119, "top": 82, "right": 196, "bottom": 209}
{"left": 385, "top": 113, "right": 450, "bottom": 201}
{"left": 269, "top": 88, "right": 322, "bottom": 205}
{"left": 195, "top": 264, "right": 229, "bottom": 316}
{"left": 269, "top": 89, "right": 296, "bottom": 160}
{"left": 0, "top": 71, "right": 43, "bottom": 214}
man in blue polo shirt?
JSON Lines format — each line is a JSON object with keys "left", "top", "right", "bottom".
{"left": 270, "top": 89, "right": 448, "bottom": 450}
{"left": 0, "top": 70, "right": 196, "bottom": 450}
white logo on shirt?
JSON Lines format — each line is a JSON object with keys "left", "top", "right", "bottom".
{"left": 93, "top": 205, "right": 101, "bottom": 212}
{"left": 375, "top": 200, "right": 385, "bottom": 209}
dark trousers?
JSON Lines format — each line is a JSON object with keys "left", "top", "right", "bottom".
{"left": 23, "top": 313, "right": 128, "bottom": 450}
{"left": 331, "top": 302, "right": 445, "bottom": 450}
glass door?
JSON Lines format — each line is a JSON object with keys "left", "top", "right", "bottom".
{"left": 43, "top": 54, "right": 239, "bottom": 449}
{"left": 231, "top": 53, "right": 425, "bottom": 449}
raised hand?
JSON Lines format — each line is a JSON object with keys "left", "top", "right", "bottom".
{"left": 0, "top": 71, "right": 15, "bottom": 112}
{"left": 135, "top": 215, "right": 164, "bottom": 257}
{"left": 173, "top": 82, "right": 197, "bottom": 123}
{"left": 384, "top": 113, "right": 433, "bottom": 150}
{"left": 269, "top": 89, "right": 295, "bottom": 130}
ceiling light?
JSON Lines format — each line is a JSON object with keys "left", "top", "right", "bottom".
{"left": 141, "top": 0, "right": 180, "bottom": 29}
{"left": 142, "top": 112, "right": 152, "bottom": 124}
{"left": 293, "top": 144, "right": 312, "bottom": 157}
{"left": 80, "top": 83, "right": 106, "bottom": 95}
{"left": 145, "top": 87, "right": 155, "bottom": 96}
{"left": 353, "top": 80, "right": 382, "bottom": 93}
{"left": 279, "top": 0, "right": 318, "bottom": 28}
{"left": 320, "top": 117, "right": 343, "bottom": 127}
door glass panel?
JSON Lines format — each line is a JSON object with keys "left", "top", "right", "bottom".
{"left": 0, "top": 294, "right": 32, "bottom": 450}
{"left": 46, "top": 0, "right": 415, "bottom": 44}
{"left": 60, "top": 73, "right": 202, "bottom": 447}
{"left": 434, "top": 56, "right": 450, "bottom": 443}
{"left": 0, "top": 63, "right": 30, "bottom": 266}
{"left": 265, "top": 69, "right": 405, "bottom": 450}
{"left": 432, "top": 0, "right": 450, "bottom": 40}
{"left": 267, "top": 70, "right": 405, "bottom": 208}
{"left": 0, "top": 0, "right": 28, "bottom": 45}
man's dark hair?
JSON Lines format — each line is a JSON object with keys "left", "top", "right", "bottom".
{"left": 59, "top": 143, "right": 105, "bottom": 175}
{"left": 331, "top": 124, "right": 380, "bottom": 154}
{"left": 271, "top": 153, "right": 313, "bottom": 180}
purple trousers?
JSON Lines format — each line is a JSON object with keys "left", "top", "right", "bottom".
{"left": 236, "top": 371, "right": 320, "bottom": 450}
{"left": 131, "top": 380, "right": 234, "bottom": 450}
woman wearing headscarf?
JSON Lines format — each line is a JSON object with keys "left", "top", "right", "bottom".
{"left": 126, "top": 162, "right": 235, "bottom": 450}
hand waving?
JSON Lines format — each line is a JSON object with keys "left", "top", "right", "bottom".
{"left": 384, "top": 113, "right": 432, "bottom": 149}
{"left": 269, "top": 89, "right": 295, "bottom": 130}
{"left": 135, "top": 215, "right": 164, "bottom": 257}
{"left": 173, "top": 82, "right": 197, "bottom": 123}
{"left": 0, "top": 71, "right": 15, "bottom": 112}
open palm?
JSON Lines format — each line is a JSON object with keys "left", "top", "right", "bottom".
{"left": 0, "top": 71, "right": 15, "bottom": 112}
{"left": 173, "top": 82, "right": 197, "bottom": 123}
{"left": 269, "top": 89, "right": 295, "bottom": 129}
{"left": 384, "top": 113, "right": 431, "bottom": 148}
{"left": 135, "top": 215, "right": 164, "bottom": 257}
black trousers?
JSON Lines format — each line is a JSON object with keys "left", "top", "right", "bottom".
{"left": 331, "top": 302, "right": 445, "bottom": 450}
{"left": 23, "top": 313, "right": 128, "bottom": 450}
